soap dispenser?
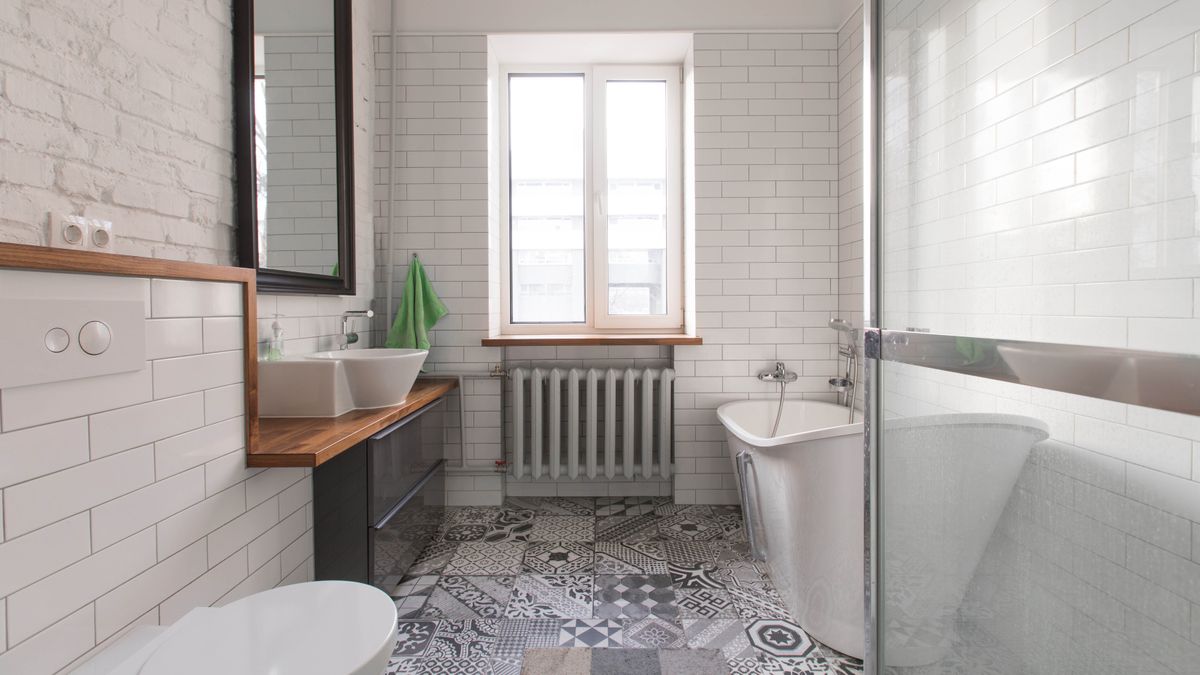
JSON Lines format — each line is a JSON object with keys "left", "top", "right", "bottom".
{"left": 266, "top": 316, "right": 285, "bottom": 361}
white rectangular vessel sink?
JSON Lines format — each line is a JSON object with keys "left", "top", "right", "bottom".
{"left": 259, "top": 349, "right": 428, "bottom": 418}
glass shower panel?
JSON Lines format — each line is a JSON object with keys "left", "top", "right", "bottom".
{"left": 878, "top": 0, "right": 1200, "bottom": 353}
{"left": 875, "top": 0, "right": 1200, "bottom": 673}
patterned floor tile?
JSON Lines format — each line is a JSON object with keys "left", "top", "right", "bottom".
{"left": 444, "top": 542, "right": 526, "bottom": 575}
{"left": 518, "top": 618, "right": 563, "bottom": 648}
{"left": 482, "top": 522, "right": 533, "bottom": 543}
{"left": 594, "top": 573, "right": 678, "bottom": 620}
{"left": 712, "top": 511, "right": 747, "bottom": 542}
{"left": 708, "top": 541, "right": 753, "bottom": 565}
{"left": 595, "top": 514, "right": 659, "bottom": 543}
{"left": 623, "top": 615, "right": 686, "bottom": 649}
{"left": 529, "top": 516, "right": 594, "bottom": 542}
{"left": 660, "top": 541, "right": 714, "bottom": 564}
{"left": 385, "top": 656, "right": 423, "bottom": 674}
{"left": 727, "top": 657, "right": 763, "bottom": 674}
{"left": 594, "top": 541, "right": 668, "bottom": 575}
{"left": 657, "top": 513, "right": 724, "bottom": 541}
{"left": 595, "top": 496, "right": 667, "bottom": 517}
{"left": 745, "top": 618, "right": 817, "bottom": 658}
{"left": 668, "top": 562, "right": 727, "bottom": 590}
{"left": 656, "top": 504, "right": 713, "bottom": 518}
{"left": 727, "top": 582, "right": 792, "bottom": 621}
{"left": 441, "top": 524, "right": 490, "bottom": 542}
{"left": 497, "top": 508, "right": 536, "bottom": 524}
{"left": 421, "top": 576, "right": 514, "bottom": 619}
{"left": 557, "top": 618, "right": 624, "bottom": 648}
{"left": 754, "top": 652, "right": 832, "bottom": 673}
{"left": 676, "top": 588, "right": 738, "bottom": 619}
{"left": 419, "top": 657, "right": 492, "bottom": 674}
{"left": 445, "top": 507, "right": 503, "bottom": 525}
{"left": 393, "top": 621, "right": 439, "bottom": 657}
{"left": 409, "top": 541, "right": 460, "bottom": 576}
{"left": 682, "top": 618, "right": 754, "bottom": 661}
{"left": 489, "top": 657, "right": 522, "bottom": 675}
{"left": 719, "top": 560, "right": 771, "bottom": 588}
{"left": 427, "top": 619, "right": 499, "bottom": 659}
{"left": 505, "top": 574, "right": 593, "bottom": 618}
{"left": 393, "top": 574, "right": 437, "bottom": 618}
{"left": 523, "top": 542, "right": 594, "bottom": 575}
{"left": 504, "top": 496, "right": 594, "bottom": 515}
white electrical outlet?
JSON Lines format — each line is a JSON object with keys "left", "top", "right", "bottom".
{"left": 90, "top": 218, "right": 114, "bottom": 250}
{"left": 48, "top": 213, "right": 90, "bottom": 249}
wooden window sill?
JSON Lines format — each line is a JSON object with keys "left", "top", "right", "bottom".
{"left": 482, "top": 334, "right": 702, "bottom": 347}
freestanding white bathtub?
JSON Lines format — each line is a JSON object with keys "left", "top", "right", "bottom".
{"left": 718, "top": 399, "right": 866, "bottom": 658}
{"left": 718, "top": 399, "right": 1050, "bottom": 666}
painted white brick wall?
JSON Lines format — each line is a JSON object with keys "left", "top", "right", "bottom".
{"left": 674, "top": 32, "right": 843, "bottom": 504}
{"left": 0, "top": 1, "right": 236, "bottom": 262}
{"left": 879, "top": 0, "right": 1200, "bottom": 670}
{"left": 0, "top": 272, "right": 312, "bottom": 674}
{"left": 261, "top": 35, "right": 341, "bottom": 275}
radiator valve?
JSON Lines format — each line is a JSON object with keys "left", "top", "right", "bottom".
{"left": 494, "top": 459, "right": 509, "bottom": 473}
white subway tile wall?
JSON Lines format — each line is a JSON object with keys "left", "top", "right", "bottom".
{"left": 674, "top": 32, "right": 843, "bottom": 504}
{"left": 371, "top": 34, "right": 505, "bottom": 505}
{"left": 838, "top": 9, "right": 865, "bottom": 340}
{"left": 880, "top": 0, "right": 1200, "bottom": 670}
{"left": 0, "top": 273, "right": 312, "bottom": 674}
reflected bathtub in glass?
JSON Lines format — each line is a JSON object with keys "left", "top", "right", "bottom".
{"left": 719, "top": 401, "right": 1049, "bottom": 664}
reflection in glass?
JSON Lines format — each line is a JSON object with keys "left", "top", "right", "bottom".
{"left": 253, "top": 2, "right": 339, "bottom": 276}
{"left": 508, "top": 74, "right": 586, "bottom": 323}
{"left": 605, "top": 80, "right": 668, "bottom": 316}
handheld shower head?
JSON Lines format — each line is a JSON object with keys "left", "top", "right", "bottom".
{"left": 828, "top": 318, "right": 855, "bottom": 333}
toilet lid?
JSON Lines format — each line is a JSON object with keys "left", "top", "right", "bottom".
{"left": 140, "top": 581, "right": 397, "bottom": 675}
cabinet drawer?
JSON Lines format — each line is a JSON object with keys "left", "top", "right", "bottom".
{"left": 367, "top": 398, "right": 445, "bottom": 525}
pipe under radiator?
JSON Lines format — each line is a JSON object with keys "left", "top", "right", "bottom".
{"left": 509, "top": 367, "right": 674, "bottom": 481}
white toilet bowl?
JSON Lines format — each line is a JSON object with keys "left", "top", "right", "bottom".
{"left": 74, "top": 581, "right": 397, "bottom": 675}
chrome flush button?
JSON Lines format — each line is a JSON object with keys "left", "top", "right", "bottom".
{"left": 45, "top": 328, "right": 70, "bottom": 353}
{"left": 79, "top": 321, "right": 112, "bottom": 355}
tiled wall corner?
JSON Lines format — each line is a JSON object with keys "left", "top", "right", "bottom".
{"left": 0, "top": 272, "right": 312, "bottom": 674}
{"left": 837, "top": 9, "right": 864, "bottom": 345}
{"left": 674, "top": 32, "right": 843, "bottom": 504}
{"left": 371, "top": 33, "right": 504, "bottom": 505}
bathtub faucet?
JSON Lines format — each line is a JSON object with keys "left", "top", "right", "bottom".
{"left": 758, "top": 362, "right": 798, "bottom": 383}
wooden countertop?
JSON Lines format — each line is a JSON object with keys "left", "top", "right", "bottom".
{"left": 248, "top": 377, "right": 458, "bottom": 468}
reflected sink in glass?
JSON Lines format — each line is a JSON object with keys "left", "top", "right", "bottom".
{"left": 259, "top": 348, "right": 428, "bottom": 418}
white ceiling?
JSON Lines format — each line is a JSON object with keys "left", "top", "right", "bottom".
{"left": 370, "top": 0, "right": 861, "bottom": 34}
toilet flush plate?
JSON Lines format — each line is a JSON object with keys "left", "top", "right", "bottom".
{"left": 0, "top": 298, "right": 145, "bottom": 389}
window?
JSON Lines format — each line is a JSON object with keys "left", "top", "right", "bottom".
{"left": 501, "top": 65, "right": 682, "bottom": 333}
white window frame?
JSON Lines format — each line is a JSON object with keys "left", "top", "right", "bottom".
{"left": 499, "top": 64, "right": 683, "bottom": 335}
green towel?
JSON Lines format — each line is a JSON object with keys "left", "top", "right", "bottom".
{"left": 386, "top": 257, "right": 447, "bottom": 350}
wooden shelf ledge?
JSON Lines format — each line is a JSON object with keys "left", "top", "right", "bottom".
{"left": 482, "top": 334, "right": 702, "bottom": 347}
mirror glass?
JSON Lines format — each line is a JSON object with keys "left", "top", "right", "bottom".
{"left": 253, "top": 0, "right": 339, "bottom": 276}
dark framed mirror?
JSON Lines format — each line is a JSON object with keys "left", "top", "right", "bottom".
{"left": 234, "top": 0, "right": 354, "bottom": 294}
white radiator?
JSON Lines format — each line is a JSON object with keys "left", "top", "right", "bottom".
{"left": 509, "top": 367, "right": 675, "bottom": 481}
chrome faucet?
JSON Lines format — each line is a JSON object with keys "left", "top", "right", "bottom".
{"left": 828, "top": 318, "right": 859, "bottom": 421}
{"left": 757, "top": 362, "right": 798, "bottom": 383}
{"left": 341, "top": 309, "right": 374, "bottom": 349}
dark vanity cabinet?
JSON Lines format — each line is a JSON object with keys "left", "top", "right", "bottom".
{"left": 313, "top": 399, "right": 447, "bottom": 593}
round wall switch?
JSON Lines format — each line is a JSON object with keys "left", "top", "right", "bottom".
{"left": 79, "top": 321, "right": 113, "bottom": 355}
{"left": 45, "top": 327, "right": 70, "bottom": 353}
